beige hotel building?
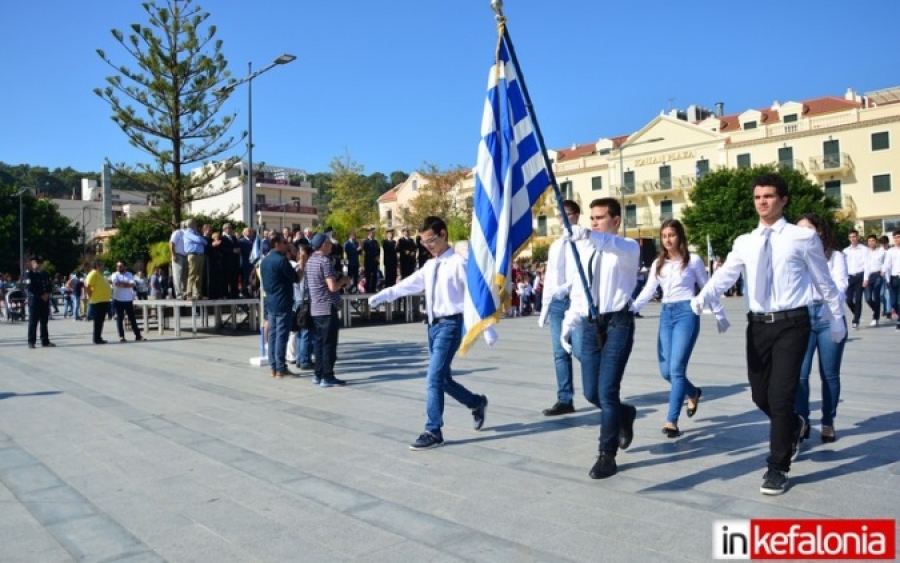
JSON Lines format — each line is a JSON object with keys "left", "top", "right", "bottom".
{"left": 379, "top": 84, "right": 899, "bottom": 253}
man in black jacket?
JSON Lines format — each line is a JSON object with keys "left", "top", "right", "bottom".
{"left": 24, "top": 256, "right": 55, "bottom": 349}
{"left": 382, "top": 229, "right": 398, "bottom": 287}
{"left": 397, "top": 227, "right": 417, "bottom": 279}
{"left": 362, "top": 227, "right": 381, "bottom": 293}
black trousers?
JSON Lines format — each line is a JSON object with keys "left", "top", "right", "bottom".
{"left": 846, "top": 272, "right": 864, "bottom": 324}
{"left": 745, "top": 309, "right": 810, "bottom": 473}
{"left": 114, "top": 300, "right": 141, "bottom": 339}
{"left": 364, "top": 262, "right": 379, "bottom": 293}
{"left": 384, "top": 261, "right": 397, "bottom": 287}
{"left": 92, "top": 302, "right": 109, "bottom": 343}
{"left": 27, "top": 298, "right": 50, "bottom": 345}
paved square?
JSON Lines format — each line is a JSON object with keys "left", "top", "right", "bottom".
{"left": 1, "top": 298, "right": 897, "bottom": 562}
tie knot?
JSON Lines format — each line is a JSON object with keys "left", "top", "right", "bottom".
{"left": 763, "top": 227, "right": 772, "bottom": 240}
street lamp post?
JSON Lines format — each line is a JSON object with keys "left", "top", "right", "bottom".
{"left": 15, "top": 187, "right": 27, "bottom": 280}
{"left": 216, "top": 54, "right": 296, "bottom": 228}
{"left": 602, "top": 137, "right": 664, "bottom": 235}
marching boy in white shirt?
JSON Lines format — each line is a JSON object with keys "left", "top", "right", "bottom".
{"left": 368, "top": 216, "right": 488, "bottom": 450}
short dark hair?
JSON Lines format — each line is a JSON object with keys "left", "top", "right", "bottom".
{"left": 589, "top": 197, "right": 621, "bottom": 218}
{"left": 753, "top": 172, "right": 789, "bottom": 199}
{"left": 849, "top": 229, "right": 859, "bottom": 236}
{"left": 420, "top": 216, "right": 447, "bottom": 235}
{"left": 881, "top": 235, "right": 890, "bottom": 244}
{"left": 563, "top": 199, "right": 580, "bottom": 215}
{"left": 268, "top": 232, "right": 284, "bottom": 246}
{"left": 867, "top": 234, "right": 878, "bottom": 241}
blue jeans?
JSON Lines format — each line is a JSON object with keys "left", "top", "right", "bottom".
{"left": 548, "top": 296, "right": 574, "bottom": 403}
{"left": 424, "top": 316, "right": 480, "bottom": 435}
{"left": 576, "top": 309, "right": 635, "bottom": 455}
{"left": 313, "top": 307, "right": 340, "bottom": 380}
{"left": 658, "top": 301, "right": 700, "bottom": 425}
{"left": 63, "top": 294, "right": 74, "bottom": 317}
{"left": 72, "top": 294, "right": 82, "bottom": 320}
{"left": 795, "top": 302, "right": 845, "bottom": 427}
{"left": 295, "top": 326, "right": 314, "bottom": 366}
{"left": 865, "top": 273, "right": 883, "bottom": 320}
{"left": 267, "top": 309, "right": 291, "bottom": 373}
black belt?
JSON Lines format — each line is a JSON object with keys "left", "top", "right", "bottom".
{"left": 431, "top": 313, "right": 462, "bottom": 325}
{"left": 187, "top": 252, "right": 201, "bottom": 256}
{"left": 747, "top": 306, "right": 809, "bottom": 324}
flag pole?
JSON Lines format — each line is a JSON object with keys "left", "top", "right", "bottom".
{"left": 490, "top": 1, "right": 599, "bottom": 321}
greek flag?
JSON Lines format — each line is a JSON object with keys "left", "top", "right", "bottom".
{"left": 460, "top": 35, "right": 551, "bottom": 355}
{"left": 249, "top": 233, "right": 261, "bottom": 265}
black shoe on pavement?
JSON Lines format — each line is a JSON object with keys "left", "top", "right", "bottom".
{"left": 618, "top": 404, "right": 637, "bottom": 450}
{"left": 589, "top": 453, "right": 618, "bottom": 479}
{"left": 41, "top": 342, "right": 56, "bottom": 348}
{"left": 472, "top": 395, "right": 488, "bottom": 430}
{"left": 760, "top": 469, "right": 788, "bottom": 495}
{"left": 791, "top": 415, "right": 807, "bottom": 461}
{"left": 542, "top": 401, "right": 575, "bottom": 416}
{"left": 409, "top": 431, "right": 444, "bottom": 451}
{"left": 28, "top": 343, "right": 36, "bottom": 349}
{"left": 94, "top": 339, "right": 108, "bottom": 345}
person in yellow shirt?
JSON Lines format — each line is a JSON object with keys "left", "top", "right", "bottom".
{"left": 84, "top": 260, "right": 113, "bottom": 344}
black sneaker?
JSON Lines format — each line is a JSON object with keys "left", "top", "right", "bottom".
{"left": 472, "top": 395, "right": 488, "bottom": 431}
{"left": 618, "top": 404, "right": 637, "bottom": 450}
{"left": 542, "top": 401, "right": 575, "bottom": 416}
{"left": 791, "top": 415, "right": 807, "bottom": 461}
{"left": 409, "top": 431, "right": 444, "bottom": 451}
{"left": 589, "top": 453, "right": 618, "bottom": 479}
{"left": 311, "top": 377, "right": 322, "bottom": 385}
{"left": 760, "top": 469, "right": 788, "bottom": 495}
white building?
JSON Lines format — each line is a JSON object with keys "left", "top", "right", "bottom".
{"left": 188, "top": 161, "right": 318, "bottom": 231}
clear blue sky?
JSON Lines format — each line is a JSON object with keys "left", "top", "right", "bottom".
{"left": 1, "top": 1, "right": 897, "bottom": 178}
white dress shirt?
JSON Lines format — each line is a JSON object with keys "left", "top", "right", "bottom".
{"left": 805, "top": 251, "right": 848, "bottom": 305}
{"left": 371, "top": 247, "right": 466, "bottom": 320}
{"left": 866, "top": 246, "right": 885, "bottom": 275}
{"left": 696, "top": 217, "right": 843, "bottom": 321}
{"left": 883, "top": 247, "right": 900, "bottom": 277}
{"left": 568, "top": 232, "right": 640, "bottom": 317}
{"left": 633, "top": 254, "right": 725, "bottom": 319}
{"left": 843, "top": 243, "right": 869, "bottom": 276}
{"left": 538, "top": 231, "right": 592, "bottom": 327}
{"left": 109, "top": 271, "right": 136, "bottom": 302}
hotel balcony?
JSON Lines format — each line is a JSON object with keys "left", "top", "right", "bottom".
{"left": 641, "top": 179, "right": 676, "bottom": 195}
{"left": 253, "top": 172, "right": 315, "bottom": 193}
{"left": 256, "top": 202, "right": 317, "bottom": 215}
{"left": 808, "top": 153, "right": 854, "bottom": 177}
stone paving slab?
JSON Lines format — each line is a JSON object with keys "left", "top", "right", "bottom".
{"left": 0, "top": 299, "right": 898, "bottom": 562}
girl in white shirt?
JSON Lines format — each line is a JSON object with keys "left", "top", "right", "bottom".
{"left": 794, "top": 213, "right": 848, "bottom": 444}
{"left": 633, "top": 220, "right": 729, "bottom": 437}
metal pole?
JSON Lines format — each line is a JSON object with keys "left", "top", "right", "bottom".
{"left": 247, "top": 61, "right": 254, "bottom": 228}
{"left": 19, "top": 191, "right": 24, "bottom": 279}
{"left": 619, "top": 148, "right": 626, "bottom": 236}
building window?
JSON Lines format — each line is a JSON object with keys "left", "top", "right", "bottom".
{"left": 591, "top": 176, "right": 603, "bottom": 191}
{"left": 696, "top": 159, "right": 709, "bottom": 178}
{"left": 659, "top": 165, "right": 672, "bottom": 190}
{"left": 823, "top": 139, "right": 840, "bottom": 169}
{"left": 256, "top": 194, "right": 266, "bottom": 204}
{"left": 537, "top": 215, "right": 547, "bottom": 237}
{"left": 737, "top": 153, "right": 751, "bottom": 169}
{"left": 411, "top": 179, "right": 418, "bottom": 191}
{"left": 872, "top": 131, "right": 890, "bottom": 151}
{"left": 560, "top": 180, "right": 573, "bottom": 200}
{"left": 824, "top": 180, "right": 841, "bottom": 203}
{"left": 783, "top": 114, "right": 798, "bottom": 123}
{"left": 660, "top": 200, "right": 673, "bottom": 222}
{"left": 623, "top": 171, "right": 635, "bottom": 194}
{"left": 386, "top": 209, "right": 393, "bottom": 228}
{"left": 873, "top": 174, "right": 892, "bottom": 193}
{"left": 743, "top": 121, "right": 757, "bottom": 130}
{"left": 778, "top": 147, "right": 794, "bottom": 170}
{"left": 625, "top": 204, "right": 637, "bottom": 228}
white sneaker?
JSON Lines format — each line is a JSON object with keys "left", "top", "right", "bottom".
{"left": 870, "top": 319, "right": 879, "bottom": 327}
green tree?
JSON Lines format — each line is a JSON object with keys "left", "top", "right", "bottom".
{"left": 400, "top": 163, "right": 471, "bottom": 240}
{"left": 106, "top": 213, "right": 173, "bottom": 268}
{"left": 0, "top": 187, "right": 81, "bottom": 278}
{"left": 324, "top": 153, "right": 378, "bottom": 240}
{"left": 389, "top": 171, "right": 410, "bottom": 189}
{"left": 94, "top": 0, "right": 243, "bottom": 228}
{"left": 681, "top": 165, "right": 849, "bottom": 260}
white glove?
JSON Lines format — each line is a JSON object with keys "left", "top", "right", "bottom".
{"left": 561, "top": 225, "right": 588, "bottom": 243}
{"left": 559, "top": 311, "right": 584, "bottom": 355}
{"left": 716, "top": 316, "right": 730, "bottom": 334}
{"left": 690, "top": 296, "right": 704, "bottom": 316}
{"left": 368, "top": 294, "right": 385, "bottom": 308}
{"left": 829, "top": 318, "right": 847, "bottom": 343}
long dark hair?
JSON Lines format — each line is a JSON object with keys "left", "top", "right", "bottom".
{"left": 796, "top": 213, "right": 838, "bottom": 260}
{"left": 655, "top": 219, "right": 690, "bottom": 278}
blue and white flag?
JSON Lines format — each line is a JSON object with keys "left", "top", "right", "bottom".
{"left": 460, "top": 34, "right": 552, "bottom": 355}
{"left": 249, "top": 233, "right": 261, "bottom": 265}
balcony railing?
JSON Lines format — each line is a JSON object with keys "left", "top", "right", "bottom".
{"left": 255, "top": 203, "right": 317, "bottom": 215}
{"left": 808, "top": 153, "right": 854, "bottom": 176}
{"left": 253, "top": 174, "right": 312, "bottom": 188}
{"left": 641, "top": 179, "right": 674, "bottom": 193}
